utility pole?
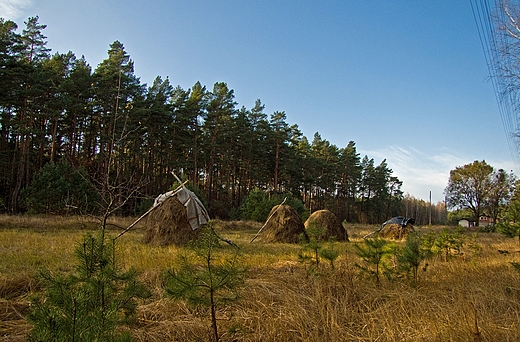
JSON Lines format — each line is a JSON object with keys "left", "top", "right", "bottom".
{"left": 429, "top": 191, "right": 432, "bottom": 225}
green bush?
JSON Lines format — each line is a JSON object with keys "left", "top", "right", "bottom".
{"left": 164, "top": 224, "right": 246, "bottom": 342}
{"left": 423, "top": 228, "right": 465, "bottom": 262}
{"left": 354, "top": 238, "right": 392, "bottom": 286}
{"left": 27, "top": 232, "right": 150, "bottom": 341}
{"left": 298, "top": 223, "right": 339, "bottom": 273}
{"left": 496, "top": 221, "right": 520, "bottom": 247}
{"left": 239, "top": 188, "right": 309, "bottom": 222}
{"left": 20, "top": 161, "right": 98, "bottom": 215}
{"left": 395, "top": 232, "right": 431, "bottom": 285}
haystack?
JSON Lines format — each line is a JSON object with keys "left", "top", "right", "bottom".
{"left": 142, "top": 196, "right": 200, "bottom": 246}
{"left": 305, "top": 209, "right": 349, "bottom": 241}
{"left": 377, "top": 223, "right": 415, "bottom": 240}
{"left": 260, "top": 204, "right": 306, "bottom": 243}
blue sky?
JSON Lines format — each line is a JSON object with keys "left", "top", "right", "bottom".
{"left": 2, "top": 0, "right": 516, "bottom": 203}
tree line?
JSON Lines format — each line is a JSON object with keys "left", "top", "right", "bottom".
{"left": 1, "top": 16, "right": 427, "bottom": 223}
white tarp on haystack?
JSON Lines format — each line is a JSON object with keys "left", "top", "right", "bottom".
{"left": 154, "top": 187, "right": 210, "bottom": 230}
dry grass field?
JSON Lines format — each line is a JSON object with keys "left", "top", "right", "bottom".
{"left": 1, "top": 215, "right": 520, "bottom": 341}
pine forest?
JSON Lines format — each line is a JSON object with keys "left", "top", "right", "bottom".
{"left": 0, "top": 17, "right": 446, "bottom": 224}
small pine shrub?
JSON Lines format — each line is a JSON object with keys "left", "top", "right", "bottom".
{"left": 354, "top": 238, "right": 391, "bottom": 286}
{"left": 497, "top": 221, "right": 520, "bottom": 247}
{"left": 395, "top": 232, "right": 431, "bottom": 285}
{"left": 320, "top": 246, "right": 340, "bottom": 271}
{"left": 425, "top": 228, "right": 465, "bottom": 262}
{"left": 27, "top": 232, "right": 150, "bottom": 342}
{"left": 298, "top": 223, "right": 339, "bottom": 273}
{"left": 164, "top": 224, "right": 246, "bottom": 342}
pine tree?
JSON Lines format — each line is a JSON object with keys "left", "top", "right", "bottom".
{"left": 354, "top": 238, "right": 390, "bottom": 286}
{"left": 20, "top": 161, "right": 97, "bottom": 214}
{"left": 9, "top": 16, "right": 51, "bottom": 212}
{"left": 299, "top": 222, "right": 339, "bottom": 272}
{"left": 27, "top": 232, "right": 150, "bottom": 341}
{"left": 396, "top": 232, "right": 430, "bottom": 285}
{"left": 164, "top": 224, "right": 245, "bottom": 342}
{"left": 202, "top": 82, "right": 237, "bottom": 209}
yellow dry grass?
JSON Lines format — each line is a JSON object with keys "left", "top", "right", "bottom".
{"left": 1, "top": 216, "right": 520, "bottom": 341}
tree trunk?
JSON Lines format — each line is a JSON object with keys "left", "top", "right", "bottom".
{"left": 50, "top": 115, "right": 59, "bottom": 163}
{"left": 9, "top": 101, "right": 30, "bottom": 212}
{"left": 210, "top": 288, "right": 219, "bottom": 342}
{"left": 274, "top": 140, "right": 280, "bottom": 192}
{"left": 10, "top": 136, "right": 28, "bottom": 212}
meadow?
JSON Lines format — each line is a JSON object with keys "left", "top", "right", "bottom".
{"left": 1, "top": 215, "right": 520, "bottom": 341}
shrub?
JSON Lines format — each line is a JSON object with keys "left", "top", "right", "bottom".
{"left": 298, "top": 223, "right": 339, "bottom": 273}
{"left": 239, "top": 188, "right": 309, "bottom": 222}
{"left": 20, "top": 161, "right": 98, "bottom": 215}
{"left": 354, "top": 238, "right": 392, "bottom": 286}
{"left": 423, "top": 228, "right": 465, "bottom": 262}
{"left": 27, "top": 232, "right": 150, "bottom": 341}
{"left": 395, "top": 232, "right": 431, "bottom": 285}
{"left": 496, "top": 221, "right": 520, "bottom": 247}
{"left": 164, "top": 224, "right": 246, "bottom": 342}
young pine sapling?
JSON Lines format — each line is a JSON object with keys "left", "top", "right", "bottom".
{"left": 164, "top": 224, "right": 246, "bottom": 342}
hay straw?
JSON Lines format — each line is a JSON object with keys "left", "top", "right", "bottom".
{"left": 250, "top": 197, "right": 287, "bottom": 243}
{"left": 377, "top": 223, "right": 415, "bottom": 240}
{"left": 116, "top": 180, "right": 190, "bottom": 239}
{"left": 142, "top": 196, "right": 199, "bottom": 246}
{"left": 260, "top": 205, "right": 306, "bottom": 243}
{"left": 305, "top": 209, "right": 349, "bottom": 241}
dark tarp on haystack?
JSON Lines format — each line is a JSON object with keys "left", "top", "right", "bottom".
{"left": 304, "top": 209, "right": 349, "bottom": 241}
{"left": 377, "top": 216, "right": 415, "bottom": 240}
{"left": 142, "top": 187, "right": 209, "bottom": 246}
{"left": 260, "top": 204, "right": 307, "bottom": 243}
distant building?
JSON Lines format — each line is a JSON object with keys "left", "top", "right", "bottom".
{"left": 479, "top": 214, "right": 494, "bottom": 227}
{"left": 458, "top": 219, "right": 473, "bottom": 228}
{"left": 458, "top": 215, "right": 494, "bottom": 228}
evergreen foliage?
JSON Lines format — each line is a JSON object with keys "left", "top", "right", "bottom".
{"left": 239, "top": 188, "right": 309, "bottom": 222}
{"left": 423, "top": 228, "right": 465, "bottom": 262}
{"left": 497, "top": 221, "right": 520, "bottom": 247}
{"left": 496, "top": 181, "right": 520, "bottom": 246}
{"left": 354, "top": 238, "right": 391, "bottom": 286}
{"left": 298, "top": 224, "right": 326, "bottom": 270}
{"left": 164, "top": 224, "right": 246, "bottom": 342}
{"left": 320, "top": 245, "right": 340, "bottom": 271}
{"left": 27, "top": 232, "right": 150, "bottom": 341}
{"left": 298, "top": 223, "right": 339, "bottom": 272}
{"left": 395, "top": 232, "right": 430, "bottom": 285}
{"left": 20, "top": 161, "right": 97, "bottom": 214}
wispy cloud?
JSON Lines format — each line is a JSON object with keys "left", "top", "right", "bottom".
{"left": 0, "top": 0, "right": 33, "bottom": 20}
{"left": 361, "top": 146, "right": 516, "bottom": 203}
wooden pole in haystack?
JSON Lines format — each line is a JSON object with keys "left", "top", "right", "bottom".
{"left": 114, "top": 179, "right": 189, "bottom": 240}
{"left": 250, "top": 197, "right": 287, "bottom": 243}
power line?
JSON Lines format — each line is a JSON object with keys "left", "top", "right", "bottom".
{"left": 470, "top": 0, "right": 520, "bottom": 172}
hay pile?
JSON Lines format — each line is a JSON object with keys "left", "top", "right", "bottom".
{"left": 142, "top": 196, "right": 200, "bottom": 246}
{"left": 260, "top": 205, "right": 306, "bottom": 243}
{"left": 305, "top": 209, "right": 349, "bottom": 241}
{"left": 378, "top": 223, "right": 415, "bottom": 240}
